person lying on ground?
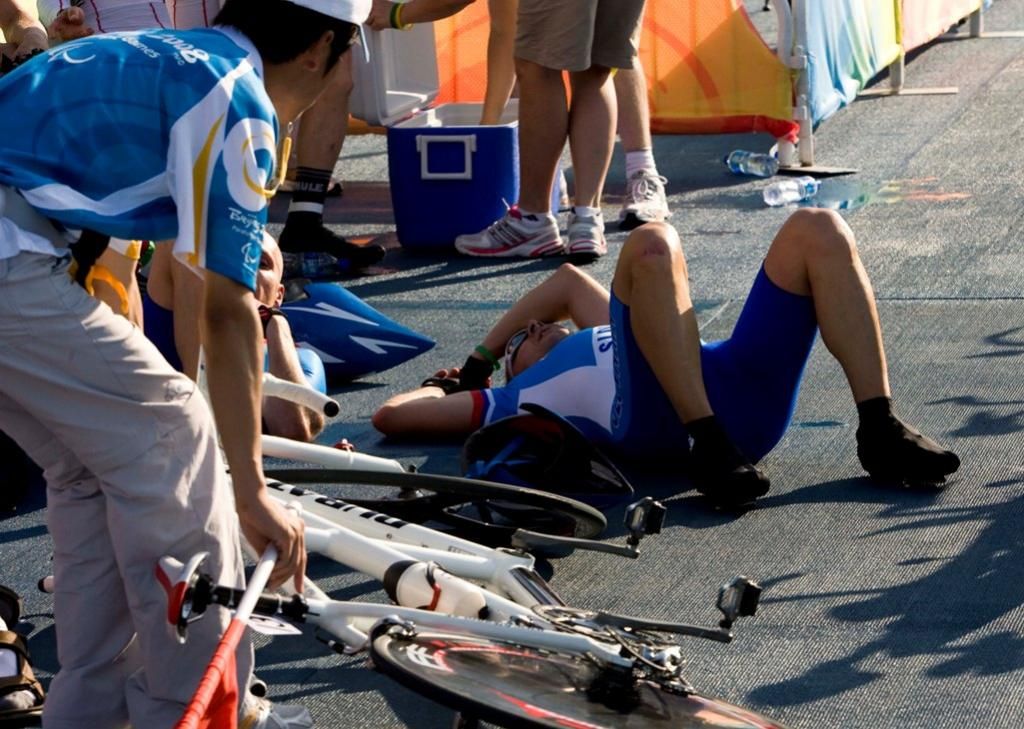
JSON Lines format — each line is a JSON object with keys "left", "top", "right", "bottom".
{"left": 147, "top": 232, "right": 326, "bottom": 442}
{"left": 373, "top": 213, "right": 961, "bottom": 506}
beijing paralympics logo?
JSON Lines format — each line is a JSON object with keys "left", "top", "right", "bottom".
{"left": 223, "top": 119, "right": 276, "bottom": 212}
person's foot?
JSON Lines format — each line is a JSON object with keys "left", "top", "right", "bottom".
{"left": 687, "top": 416, "right": 770, "bottom": 507}
{"left": 279, "top": 218, "right": 385, "bottom": 271}
{"left": 454, "top": 206, "right": 563, "bottom": 258}
{"left": 618, "top": 170, "right": 670, "bottom": 231}
{"left": 566, "top": 208, "right": 607, "bottom": 264}
{"left": 857, "top": 416, "right": 960, "bottom": 487}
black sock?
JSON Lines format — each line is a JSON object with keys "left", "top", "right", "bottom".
{"left": 856, "top": 397, "right": 960, "bottom": 484}
{"left": 286, "top": 166, "right": 332, "bottom": 225}
{"left": 687, "top": 415, "right": 770, "bottom": 506}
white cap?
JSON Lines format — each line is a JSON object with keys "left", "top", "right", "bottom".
{"left": 285, "top": 0, "right": 371, "bottom": 25}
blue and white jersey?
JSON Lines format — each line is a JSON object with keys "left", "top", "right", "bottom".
{"left": 0, "top": 26, "right": 277, "bottom": 290}
{"left": 472, "top": 326, "right": 619, "bottom": 446}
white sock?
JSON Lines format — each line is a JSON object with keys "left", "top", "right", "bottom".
{"left": 515, "top": 208, "right": 551, "bottom": 225}
{"left": 625, "top": 149, "right": 657, "bottom": 180}
{"left": 572, "top": 205, "right": 602, "bottom": 219}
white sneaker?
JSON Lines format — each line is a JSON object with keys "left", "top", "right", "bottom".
{"left": 241, "top": 697, "right": 314, "bottom": 729}
{"left": 618, "top": 170, "right": 670, "bottom": 230}
{"left": 455, "top": 206, "right": 564, "bottom": 258}
{"left": 566, "top": 208, "right": 607, "bottom": 263}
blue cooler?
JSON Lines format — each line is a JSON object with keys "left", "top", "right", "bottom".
{"left": 350, "top": 19, "right": 551, "bottom": 251}
{"left": 387, "top": 104, "right": 519, "bottom": 249}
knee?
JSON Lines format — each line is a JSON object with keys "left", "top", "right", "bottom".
{"left": 619, "top": 223, "right": 682, "bottom": 279}
{"left": 777, "top": 209, "right": 857, "bottom": 264}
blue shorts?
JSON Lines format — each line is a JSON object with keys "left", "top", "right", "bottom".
{"left": 141, "top": 294, "right": 326, "bottom": 394}
{"left": 610, "top": 266, "right": 818, "bottom": 462}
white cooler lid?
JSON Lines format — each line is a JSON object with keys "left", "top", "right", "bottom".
{"left": 350, "top": 20, "right": 440, "bottom": 127}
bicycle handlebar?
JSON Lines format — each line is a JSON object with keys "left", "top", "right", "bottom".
{"left": 262, "top": 372, "right": 340, "bottom": 417}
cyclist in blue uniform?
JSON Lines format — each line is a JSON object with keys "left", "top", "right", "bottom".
{"left": 0, "top": 0, "right": 368, "bottom": 726}
{"left": 374, "top": 214, "right": 961, "bottom": 506}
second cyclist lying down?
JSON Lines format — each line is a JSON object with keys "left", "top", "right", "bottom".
{"left": 372, "top": 216, "right": 960, "bottom": 507}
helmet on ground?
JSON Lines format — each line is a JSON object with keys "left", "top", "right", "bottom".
{"left": 461, "top": 403, "right": 633, "bottom": 510}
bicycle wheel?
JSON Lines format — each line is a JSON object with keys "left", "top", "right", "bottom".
{"left": 370, "top": 628, "right": 789, "bottom": 729}
{"left": 263, "top": 468, "right": 607, "bottom": 542}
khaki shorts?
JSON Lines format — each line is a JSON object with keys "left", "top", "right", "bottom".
{"left": 515, "top": 0, "right": 646, "bottom": 72}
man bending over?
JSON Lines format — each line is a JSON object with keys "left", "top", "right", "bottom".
{"left": 373, "top": 213, "right": 960, "bottom": 506}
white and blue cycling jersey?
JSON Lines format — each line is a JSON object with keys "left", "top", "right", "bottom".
{"left": 0, "top": 26, "right": 277, "bottom": 290}
{"left": 472, "top": 326, "right": 619, "bottom": 446}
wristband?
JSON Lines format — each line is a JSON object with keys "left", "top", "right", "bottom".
{"left": 258, "top": 305, "right": 287, "bottom": 335}
{"left": 391, "top": 2, "right": 413, "bottom": 30}
{"left": 474, "top": 345, "right": 500, "bottom": 371}
{"left": 420, "top": 376, "right": 462, "bottom": 395}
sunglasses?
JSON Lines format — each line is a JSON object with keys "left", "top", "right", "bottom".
{"left": 503, "top": 328, "right": 529, "bottom": 383}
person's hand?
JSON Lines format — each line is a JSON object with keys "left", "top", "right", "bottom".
{"left": 48, "top": 7, "right": 94, "bottom": 45}
{"left": 11, "top": 25, "right": 46, "bottom": 60}
{"left": 458, "top": 354, "right": 494, "bottom": 390}
{"left": 235, "top": 485, "right": 306, "bottom": 592}
{"left": 366, "top": 0, "right": 395, "bottom": 30}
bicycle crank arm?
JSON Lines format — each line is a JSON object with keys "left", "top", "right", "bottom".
{"left": 594, "top": 610, "right": 734, "bottom": 643}
{"left": 509, "top": 529, "right": 641, "bottom": 559}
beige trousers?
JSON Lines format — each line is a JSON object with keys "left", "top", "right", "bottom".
{"left": 0, "top": 248, "right": 252, "bottom": 729}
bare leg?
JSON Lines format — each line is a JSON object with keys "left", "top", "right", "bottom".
{"left": 763, "top": 209, "right": 889, "bottom": 403}
{"left": 567, "top": 65, "right": 615, "bottom": 209}
{"left": 293, "top": 54, "right": 352, "bottom": 179}
{"left": 614, "top": 66, "right": 650, "bottom": 154}
{"left": 610, "top": 223, "right": 710, "bottom": 422}
{"left": 765, "top": 209, "right": 959, "bottom": 484}
{"left": 515, "top": 58, "right": 568, "bottom": 213}
{"left": 611, "top": 223, "right": 769, "bottom": 505}
{"left": 481, "top": 0, "right": 518, "bottom": 125}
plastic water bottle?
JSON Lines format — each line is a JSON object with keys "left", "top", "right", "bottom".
{"left": 283, "top": 251, "right": 349, "bottom": 279}
{"left": 724, "top": 150, "right": 780, "bottom": 178}
{"left": 763, "top": 176, "right": 821, "bottom": 207}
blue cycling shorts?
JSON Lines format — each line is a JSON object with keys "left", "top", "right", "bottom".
{"left": 610, "top": 266, "right": 818, "bottom": 462}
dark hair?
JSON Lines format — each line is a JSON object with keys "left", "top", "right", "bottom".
{"left": 215, "top": 0, "right": 358, "bottom": 73}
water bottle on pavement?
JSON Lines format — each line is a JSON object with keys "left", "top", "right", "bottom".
{"left": 283, "top": 251, "right": 349, "bottom": 280}
{"left": 763, "top": 176, "right": 821, "bottom": 207}
{"left": 724, "top": 150, "right": 780, "bottom": 178}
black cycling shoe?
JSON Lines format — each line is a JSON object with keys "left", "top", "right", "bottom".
{"left": 856, "top": 417, "right": 960, "bottom": 488}
{"left": 279, "top": 219, "right": 386, "bottom": 270}
{"left": 687, "top": 416, "right": 770, "bottom": 507}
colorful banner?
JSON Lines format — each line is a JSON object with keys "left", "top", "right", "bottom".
{"left": 901, "top": 0, "right": 982, "bottom": 51}
{"left": 802, "top": 0, "right": 901, "bottom": 126}
{"left": 433, "top": 0, "right": 797, "bottom": 140}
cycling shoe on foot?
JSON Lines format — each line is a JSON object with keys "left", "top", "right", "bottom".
{"left": 857, "top": 418, "right": 960, "bottom": 488}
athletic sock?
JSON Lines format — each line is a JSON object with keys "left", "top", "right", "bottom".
{"left": 514, "top": 207, "right": 552, "bottom": 226}
{"left": 286, "top": 166, "right": 332, "bottom": 221}
{"left": 625, "top": 149, "right": 657, "bottom": 180}
{"left": 279, "top": 167, "right": 385, "bottom": 268}
{"left": 687, "top": 415, "right": 770, "bottom": 507}
{"left": 571, "top": 205, "right": 602, "bottom": 220}
{"left": 856, "top": 396, "right": 961, "bottom": 484}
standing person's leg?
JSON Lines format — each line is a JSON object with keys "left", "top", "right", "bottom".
{"left": 614, "top": 64, "right": 669, "bottom": 229}
{"left": 0, "top": 251, "right": 253, "bottom": 727}
{"left": 278, "top": 53, "right": 385, "bottom": 272}
{"left": 455, "top": 0, "right": 597, "bottom": 259}
{"left": 480, "top": 0, "right": 518, "bottom": 125}
{"left": 564, "top": 65, "right": 615, "bottom": 262}
{"left": 0, "top": 402, "right": 139, "bottom": 729}
{"left": 609, "top": 223, "right": 770, "bottom": 503}
{"left": 763, "top": 209, "right": 960, "bottom": 483}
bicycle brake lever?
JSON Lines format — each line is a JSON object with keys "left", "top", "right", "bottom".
{"left": 593, "top": 610, "right": 734, "bottom": 644}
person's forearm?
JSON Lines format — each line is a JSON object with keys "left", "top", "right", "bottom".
{"left": 479, "top": 265, "right": 609, "bottom": 358}
{"left": 0, "top": 0, "right": 44, "bottom": 47}
{"left": 263, "top": 318, "right": 323, "bottom": 442}
{"left": 398, "top": 0, "right": 475, "bottom": 25}
{"left": 373, "top": 387, "right": 475, "bottom": 436}
{"left": 202, "top": 272, "right": 265, "bottom": 500}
